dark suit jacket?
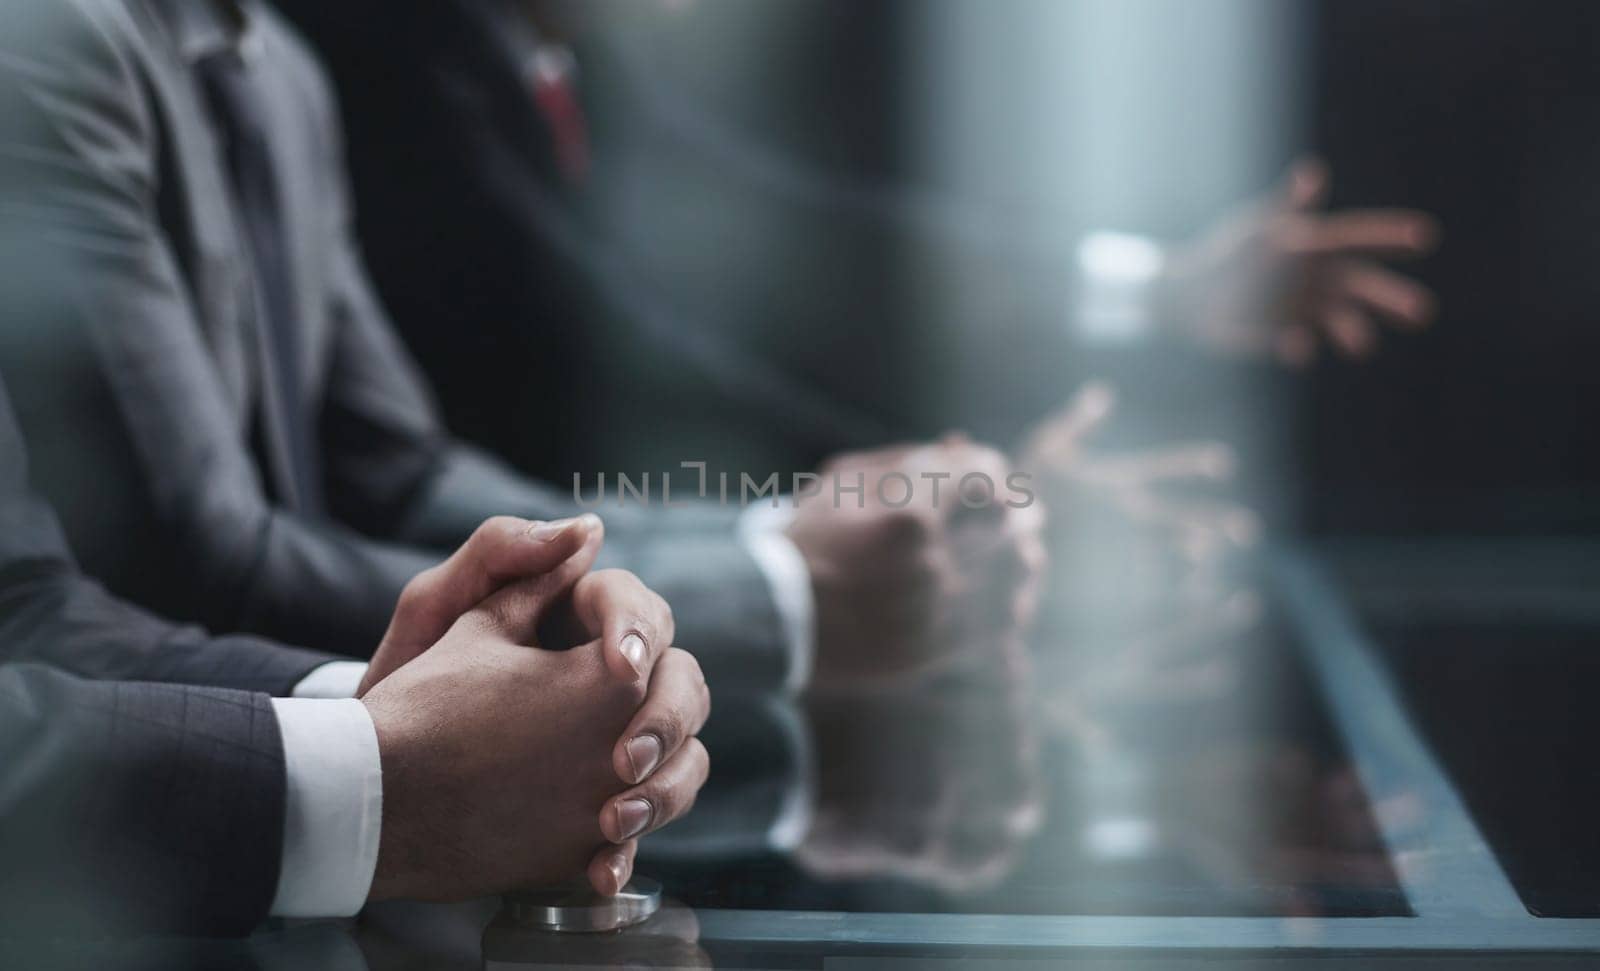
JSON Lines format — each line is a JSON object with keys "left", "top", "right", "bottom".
{"left": 277, "top": 0, "right": 1092, "bottom": 480}
{"left": 0, "top": 0, "right": 790, "bottom": 690}
{"left": 278, "top": 0, "right": 895, "bottom": 482}
{"left": 0, "top": 370, "right": 336, "bottom": 936}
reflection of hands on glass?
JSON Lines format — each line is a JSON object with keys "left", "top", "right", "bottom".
{"left": 1160, "top": 747, "right": 1396, "bottom": 916}
{"left": 482, "top": 898, "right": 709, "bottom": 970}
{"left": 795, "top": 656, "right": 1044, "bottom": 893}
{"left": 1168, "top": 157, "right": 1439, "bottom": 366}
{"left": 787, "top": 438, "right": 1048, "bottom": 692}
{"left": 1038, "top": 587, "right": 1265, "bottom": 750}
{"left": 1020, "top": 383, "right": 1259, "bottom": 576}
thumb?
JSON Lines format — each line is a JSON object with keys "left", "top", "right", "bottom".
{"left": 367, "top": 515, "right": 602, "bottom": 688}
{"left": 1056, "top": 381, "right": 1117, "bottom": 444}
{"left": 468, "top": 521, "right": 605, "bottom": 644}
{"left": 1282, "top": 156, "right": 1330, "bottom": 211}
{"left": 1025, "top": 381, "right": 1117, "bottom": 470}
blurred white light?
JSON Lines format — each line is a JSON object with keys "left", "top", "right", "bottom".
{"left": 1084, "top": 815, "right": 1159, "bottom": 860}
{"left": 1077, "top": 231, "right": 1166, "bottom": 284}
{"left": 1074, "top": 231, "right": 1167, "bottom": 342}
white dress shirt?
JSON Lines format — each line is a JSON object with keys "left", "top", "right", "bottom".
{"left": 737, "top": 503, "right": 816, "bottom": 695}
{"left": 269, "top": 663, "right": 378, "bottom": 918}
{"left": 266, "top": 523, "right": 816, "bottom": 916}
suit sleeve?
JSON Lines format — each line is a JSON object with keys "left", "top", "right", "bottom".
{"left": 0, "top": 0, "right": 438, "bottom": 656}
{"left": 0, "top": 663, "right": 287, "bottom": 937}
{"left": 322, "top": 236, "right": 801, "bottom": 688}
{"left": 0, "top": 335, "right": 336, "bottom": 694}
{"left": 310, "top": 49, "right": 799, "bottom": 692}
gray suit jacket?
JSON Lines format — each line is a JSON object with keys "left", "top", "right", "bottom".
{"left": 0, "top": 370, "right": 335, "bottom": 936}
{"left": 0, "top": 0, "right": 790, "bottom": 689}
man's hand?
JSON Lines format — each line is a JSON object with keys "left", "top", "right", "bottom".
{"left": 359, "top": 512, "right": 678, "bottom": 696}
{"left": 787, "top": 438, "right": 1047, "bottom": 691}
{"left": 1167, "top": 157, "right": 1439, "bottom": 366}
{"left": 359, "top": 514, "right": 602, "bottom": 695}
{"left": 360, "top": 538, "right": 708, "bottom": 900}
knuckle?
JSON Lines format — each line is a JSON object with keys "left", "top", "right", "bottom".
{"left": 473, "top": 516, "right": 523, "bottom": 553}
{"left": 396, "top": 570, "right": 442, "bottom": 624}
{"left": 477, "top": 597, "right": 517, "bottom": 635}
{"left": 480, "top": 515, "right": 523, "bottom": 538}
{"left": 651, "top": 590, "right": 675, "bottom": 630}
{"left": 689, "top": 738, "right": 711, "bottom": 783}
{"left": 582, "top": 569, "right": 627, "bottom": 608}
{"left": 650, "top": 705, "right": 688, "bottom": 749}
{"left": 399, "top": 567, "right": 438, "bottom": 605}
{"left": 592, "top": 568, "right": 635, "bottom": 592}
{"left": 642, "top": 764, "right": 682, "bottom": 813}
{"left": 655, "top": 774, "right": 708, "bottom": 824}
{"left": 669, "top": 646, "right": 704, "bottom": 682}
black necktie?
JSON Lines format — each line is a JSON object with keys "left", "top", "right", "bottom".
{"left": 196, "top": 49, "right": 323, "bottom": 515}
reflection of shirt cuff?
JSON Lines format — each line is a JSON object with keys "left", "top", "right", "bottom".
{"left": 269, "top": 698, "right": 383, "bottom": 918}
{"left": 738, "top": 503, "right": 814, "bottom": 695}
{"left": 1073, "top": 231, "right": 1167, "bottom": 344}
{"left": 765, "top": 699, "right": 817, "bottom": 852}
{"left": 291, "top": 661, "right": 369, "bottom": 699}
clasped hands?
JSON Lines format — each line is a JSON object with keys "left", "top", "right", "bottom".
{"left": 349, "top": 407, "right": 1245, "bottom": 903}
{"left": 354, "top": 514, "right": 709, "bottom": 902}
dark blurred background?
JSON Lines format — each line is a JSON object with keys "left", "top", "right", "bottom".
{"left": 287, "top": 0, "right": 1600, "bottom": 539}
{"left": 1307, "top": 0, "right": 1600, "bottom": 535}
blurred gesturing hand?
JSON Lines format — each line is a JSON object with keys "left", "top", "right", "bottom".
{"left": 1020, "top": 383, "right": 1258, "bottom": 571}
{"left": 787, "top": 438, "right": 1047, "bottom": 692}
{"left": 1168, "top": 156, "right": 1439, "bottom": 365}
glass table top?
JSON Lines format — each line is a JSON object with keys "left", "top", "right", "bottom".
{"left": 9, "top": 543, "right": 1600, "bottom": 969}
{"left": 652, "top": 599, "right": 1404, "bottom": 919}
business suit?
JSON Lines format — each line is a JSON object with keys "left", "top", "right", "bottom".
{"left": 280, "top": 0, "right": 896, "bottom": 482}
{"left": 276, "top": 0, "right": 1090, "bottom": 481}
{"left": 0, "top": 374, "right": 334, "bottom": 936}
{"left": 0, "top": 0, "right": 791, "bottom": 689}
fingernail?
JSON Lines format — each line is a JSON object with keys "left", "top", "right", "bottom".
{"left": 625, "top": 734, "right": 662, "bottom": 783}
{"left": 525, "top": 517, "right": 580, "bottom": 542}
{"left": 619, "top": 633, "right": 647, "bottom": 679}
{"left": 616, "top": 798, "right": 652, "bottom": 840}
{"left": 607, "top": 854, "right": 629, "bottom": 895}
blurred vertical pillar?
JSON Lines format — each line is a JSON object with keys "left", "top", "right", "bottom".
{"left": 902, "top": 0, "right": 1312, "bottom": 540}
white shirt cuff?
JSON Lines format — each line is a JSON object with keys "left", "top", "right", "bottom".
{"left": 738, "top": 503, "right": 815, "bottom": 695}
{"left": 290, "top": 661, "right": 369, "bottom": 699}
{"left": 269, "top": 698, "right": 383, "bottom": 918}
{"left": 765, "top": 699, "right": 817, "bottom": 852}
{"left": 1072, "top": 231, "right": 1167, "bottom": 344}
